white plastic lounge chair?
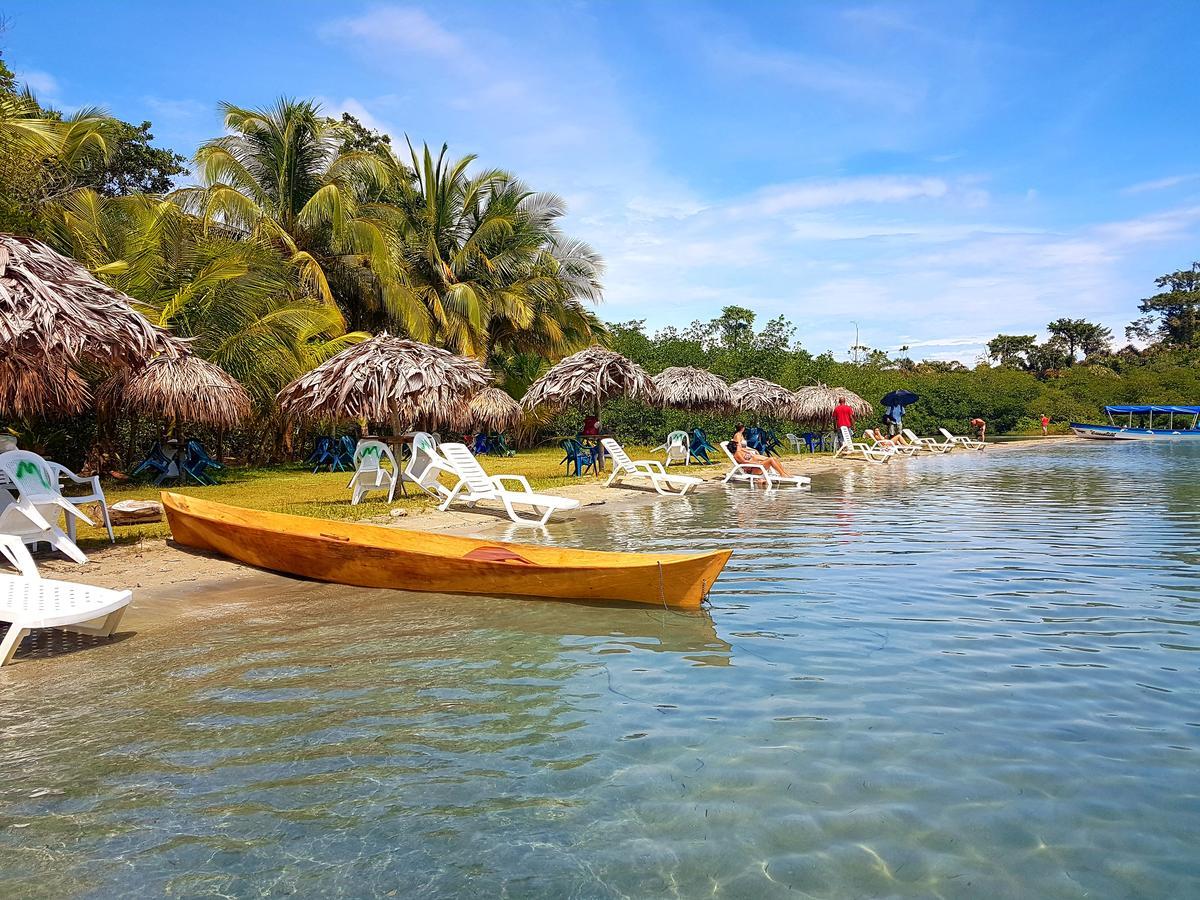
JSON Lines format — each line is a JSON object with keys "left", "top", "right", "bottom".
{"left": 939, "top": 427, "right": 986, "bottom": 450}
{"left": 50, "top": 462, "right": 115, "bottom": 542}
{"left": 865, "top": 429, "right": 920, "bottom": 457}
{"left": 0, "top": 573, "right": 132, "bottom": 666}
{"left": 651, "top": 430, "right": 691, "bottom": 466}
{"left": 834, "top": 427, "right": 893, "bottom": 464}
{"left": 0, "top": 451, "right": 92, "bottom": 563}
{"left": 600, "top": 438, "right": 703, "bottom": 495}
{"left": 402, "top": 431, "right": 454, "bottom": 499}
{"left": 0, "top": 534, "right": 37, "bottom": 578}
{"left": 719, "top": 441, "right": 811, "bottom": 488}
{"left": 348, "top": 439, "right": 399, "bottom": 505}
{"left": 902, "top": 428, "right": 954, "bottom": 453}
{"left": 437, "top": 443, "right": 580, "bottom": 526}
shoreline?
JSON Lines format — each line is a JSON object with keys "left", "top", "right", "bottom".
{"left": 23, "top": 437, "right": 1057, "bottom": 648}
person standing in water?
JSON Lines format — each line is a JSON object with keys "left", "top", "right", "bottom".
{"left": 1040, "top": 413, "right": 1050, "bottom": 436}
{"left": 833, "top": 397, "right": 855, "bottom": 447}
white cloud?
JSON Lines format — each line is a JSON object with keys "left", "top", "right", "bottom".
{"left": 735, "top": 176, "right": 950, "bottom": 217}
{"left": 15, "top": 69, "right": 58, "bottom": 99}
{"left": 1122, "top": 173, "right": 1199, "bottom": 195}
{"left": 899, "top": 335, "right": 992, "bottom": 349}
{"left": 323, "top": 7, "right": 465, "bottom": 61}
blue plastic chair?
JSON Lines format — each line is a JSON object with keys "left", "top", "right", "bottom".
{"left": 559, "top": 438, "right": 599, "bottom": 476}
{"left": 473, "top": 432, "right": 490, "bottom": 455}
{"left": 745, "top": 427, "right": 768, "bottom": 454}
{"left": 182, "top": 440, "right": 223, "bottom": 486}
{"left": 690, "top": 428, "right": 715, "bottom": 464}
{"left": 762, "top": 428, "right": 783, "bottom": 455}
{"left": 491, "top": 432, "right": 516, "bottom": 457}
{"left": 131, "top": 442, "right": 173, "bottom": 485}
{"left": 332, "top": 436, "right": 355, "bottom": 472}
{"left": 308, "top": 436, "right": 336, "bottom": 472}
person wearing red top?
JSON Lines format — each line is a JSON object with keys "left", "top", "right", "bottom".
{"left": 833, "top": 397, "right": 855, "bottom": 447}
{"left": 1040, "top": 413, "right": 1050, "bottom": 435}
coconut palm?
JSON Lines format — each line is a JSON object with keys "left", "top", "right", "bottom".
{"left": 175, "top": 98, "right": 425, "bottom": 337}
{"left": 393, "top": 142, "right": 605, "bottom": 359}
{"left": 47, "top": 189, "right": 365, "bottom": 404}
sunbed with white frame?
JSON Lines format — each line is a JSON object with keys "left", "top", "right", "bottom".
{"left": 719, "top": 441, "right": 811, "bottom": 488}
{"left": 437, "top": 443, "right": 580, "bottom": 526}
{"left": 902, "top": 428, "right": 954, "bottom": 453}
{"left": 939, "top": 427, "right": 986, "bottom": 450}
{"left": 834, "top": 427, "right": 894, "bottom": 463}
{"left": 600, "top": 438, "right": 703, "bottom": 495}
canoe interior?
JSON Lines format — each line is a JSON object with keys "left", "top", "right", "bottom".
{"left": 160, "top": 492, "right": 731, "bottom": 609}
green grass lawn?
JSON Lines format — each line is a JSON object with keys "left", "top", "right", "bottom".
{"left": 73, "top": 444, "right": 790, "bottom": 550}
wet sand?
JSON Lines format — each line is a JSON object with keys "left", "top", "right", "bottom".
{"left": 23, "top": 439, "right": 1050, "bottom": 645}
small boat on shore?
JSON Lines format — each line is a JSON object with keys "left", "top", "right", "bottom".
{"left": 1070, "top": 405, "right": 1200, "bottom": 441}
{"left": 161, "top": 493, "right": 731, "bottom": 609}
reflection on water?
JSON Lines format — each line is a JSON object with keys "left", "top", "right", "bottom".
{"left": 2, "top": 441, "right": 1199, "bottom": 897}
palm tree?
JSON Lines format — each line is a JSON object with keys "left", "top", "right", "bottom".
{"left": 175, "top": 98, "right": 427, "bottom": 337}
{"left": 393, "top": 141, "right": 606, "bottom": 359}
{"left": 0, "top": 88, "right": 117, "bottom": 234}
{"left": 47, "top": 189, "right": 365, "bottom": 404}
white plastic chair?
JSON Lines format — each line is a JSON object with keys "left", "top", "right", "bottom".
{"left": 0, "top": 450, "right": 92, "bottom": 564}
{"left": 348, "top": 439, "right": 399, "bottom": 505}
{"left": 902, "top": 428, "right": 954, "bottom": 453}
{"left": 939, "top": 427, "right": 986, "bottom": 450}
{"left": 50, "top": 462, "right": 114, "bottom": 543}
{"left": 785, "top": 433, "right": 805, "bottom": 453}
{"left": 652, "top": 430, "right": 692, "bottom": 466}
{"left": 0, "top": 573, "right": 132, "bottom": 666}
{"left": 600, "top": 438, "right": 703, "bottom": 495}
{"left": 719, "top": 441, "right": 811, "bottom": 488}
{"left": 402, "top": 432, "right": 454, "bottom": 498}
{"left": 437, "top": 443, "right": 580, "bottom": 526}
{"left": 834, "top": 427, "right": 893, "bottom": 463}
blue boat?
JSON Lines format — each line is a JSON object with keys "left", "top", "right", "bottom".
{"left": 1070, "top": 405, "right": 1200, "bottom": 440}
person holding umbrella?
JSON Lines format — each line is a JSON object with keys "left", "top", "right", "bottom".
{"left": 881, "top": 390, "right": 919, "bottom": 437}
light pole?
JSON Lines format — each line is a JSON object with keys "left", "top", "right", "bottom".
{"left": 851, "top": 321, "right": 860, "bottom": 364}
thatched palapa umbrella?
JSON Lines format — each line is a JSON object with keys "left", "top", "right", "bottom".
{"left": 0, "top": 233, "right": 180, "bottom": 418}
{"left": 468, "top": 387, "right": 524, "bottom": 431}
{"left": 0, "top": 350, "right": 91, "bottom": 419}
{"left": 277, "top": 333, "right": 491, "bottom": 434}
{"left": 790, "top": 383, "right": 873, "bottom": 423}
{"left": 729, "top": 376, "right": 794, "bottom": 415}
{"left": 652, "top": 366, "right": 732, "bottom": 410}
{"left": 522, "top": 345, "right": 657, "bottom": 415}
{"left": 99, "top": 354, "right": 252, "bottom": 431}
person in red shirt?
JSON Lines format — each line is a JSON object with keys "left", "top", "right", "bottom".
{"left": 833, "top": 397, "right": 855, "bottom": 447}
{"left": 1040, "top": 413, "right": 1050, "bottom": 435}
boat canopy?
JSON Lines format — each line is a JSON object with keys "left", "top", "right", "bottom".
{"left": 1104, "top": 405, "right": 1200, "bottom": 415}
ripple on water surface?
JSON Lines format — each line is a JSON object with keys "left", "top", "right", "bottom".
{"left": 1, "top": 440, "right": 1199, "bottom": 897}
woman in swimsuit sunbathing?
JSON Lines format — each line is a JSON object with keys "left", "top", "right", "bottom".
{"left": 729, "top": 425, "right": 793, "bottom": 477}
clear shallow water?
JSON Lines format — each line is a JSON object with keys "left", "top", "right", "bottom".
{"left": 2, "top": 440, "right": 1198, "bottom": 898}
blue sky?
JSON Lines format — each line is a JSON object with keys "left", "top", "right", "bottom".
{"left": 6, "top": 1, "right": 1200, "bottom": 361}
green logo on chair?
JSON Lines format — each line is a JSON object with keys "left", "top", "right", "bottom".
{"left": 14, "top": 460, "right": 49, "bottom": 490}
{"left": 362, "top": 446, "right": 380, "bottom": 458}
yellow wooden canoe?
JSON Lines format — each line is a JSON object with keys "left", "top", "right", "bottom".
{"left": 161, "top": 492, "right": 732, "bottom": 609}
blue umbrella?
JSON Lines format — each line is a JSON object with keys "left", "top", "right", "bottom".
{"left": 882, "top": 389, "right": 919, "bottom": 408}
